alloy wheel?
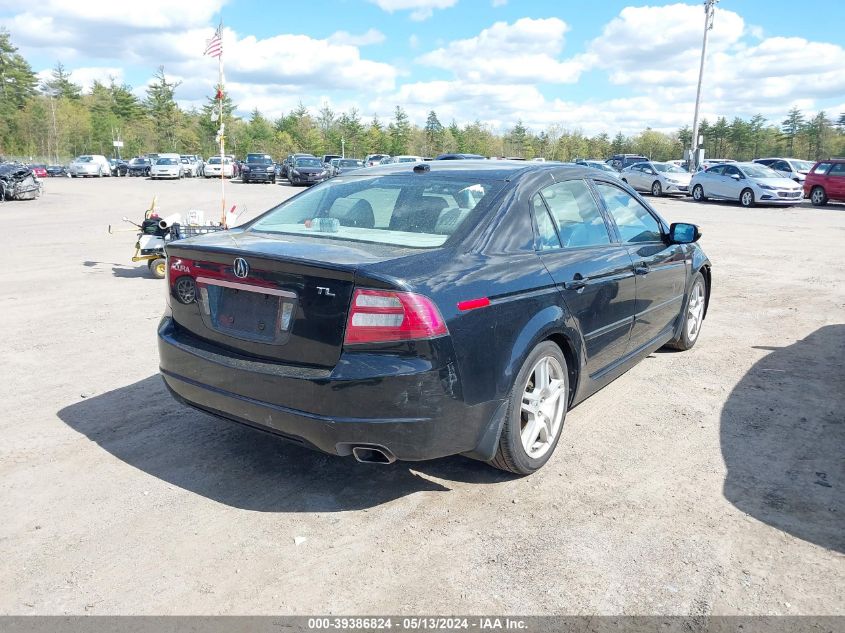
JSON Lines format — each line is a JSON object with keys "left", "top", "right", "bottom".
{"left": 520, "top": 356, "right": 566, "bottom": 459}
{"left": 686, "top": 280, "right": 705, "bottom": 342}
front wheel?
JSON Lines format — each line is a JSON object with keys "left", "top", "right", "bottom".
{"left": 489, "top": 341, "right": 568, "bottom": 475}
{"left": 666, "top": 272, "right": 706, "bottom": 351}
{"left": 740, "top": 188, "right": 755, "bottom": 208}
{"left": 692, "top": 184, "right": 706, "bottom": 201}
{"left": 149, "top": 258, "right": 167, "bottom": 279}
{"left": 810, "top": 186, "right": 828, "bottom": 206}
{"left": 652, "top": 181, "right": 663, "bottom": 196}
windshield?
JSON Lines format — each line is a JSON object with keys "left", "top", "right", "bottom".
{"left": 396, "top": 157, "right": 421, "bottom": 163}
{"left": 742, "top": 164, "right": 780, "bottom": 179}
{"left": 130, "top": 159, "right": 148, "bottom": 165}
{"left": 208, "top": 157, "right": 221, "bottom": 164}
{"left": 654, "top": 163, "right": 686, "bottom": 173}
{"left": 295, "top": 158, "right": 322, "bottom": 168}
{"left": 789, "top": 159, "right": 814, "bottom": 171}
{"left": 585, "top": 161, "right": 616, "bottom": 173}
{"left": 76, "top": 156, "right": 93, "bottom": 163}
{"left": 250, "top": 175, "right": 505, "bottom": 248}
{"left": 338, "top": 160, "right": 363, "bottom": 168}
{"left": 157, "top": 158, "right": 177, "bottom": 165}
{"left": 247, "top": 155, "right": 272, "bottom": 164}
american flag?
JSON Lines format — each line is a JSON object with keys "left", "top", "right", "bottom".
{"left": 204, "top": 26, "right": 223, "bottom": 58}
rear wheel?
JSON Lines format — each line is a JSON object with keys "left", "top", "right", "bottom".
{"left": 692, "top": 184, "right": 706, "bottom": 201}
{"left": 490, "top": 341, "right": 568, "bottom": 475}
{"left": 810, "top": 186, "right": 828, "bottom": 206}
{"left": 740, "top": 188, "right": 755, "bottom": 208}
{"left": 652, "top": 180, "right": 663, "bottom": 196}
{"left": 666, "top": 272, "right": 706, "bottom": 351}
{"left": 150, "top": 258, "right": 167, "bottom": 279}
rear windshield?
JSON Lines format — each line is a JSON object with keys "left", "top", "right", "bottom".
{"left": 338, "top": 159, "right": 363, "bottom": 167}
{"left": 250, "top": 175, "right": 505, "bottom": 248}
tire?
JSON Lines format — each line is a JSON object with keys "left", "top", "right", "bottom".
{"left": 150, "top": 258, "right": 167, "bottom": 280}
{"left": 489, "top": 341, "right": 568, "bottom": 475}
{"left": 665, "top": 271, "right": 706, "bottom": 351}
{"left": 97, "top": 168, "right": 103, "bottom": 178}
{"left": 740, "top": 188, "right": 755, "bottom": 208}
{"left": 652, "top": 180, "right": 663, "bottom": 197}
{"left": 621, "top": 178, "right": 628, "bottom": 184}
{"left": 692, "top": 184, "right": 706, "bottom": 201}
{"left": 810, "top": 186, "right": 828, "bottom": 206}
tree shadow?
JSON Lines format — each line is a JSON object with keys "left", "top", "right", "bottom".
{"left": 721, "top": 325, "right": 844, "bottom": 552}
{"left": 57, "top": 376, "right": 514, "bottom": 512}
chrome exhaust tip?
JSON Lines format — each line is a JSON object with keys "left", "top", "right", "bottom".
{"left": 351, "top": 445, "right": 396, "bottom": 465}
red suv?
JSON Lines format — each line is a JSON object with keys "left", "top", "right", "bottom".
{"left": 804, "top": 159, "right": 845, "bottom": 205}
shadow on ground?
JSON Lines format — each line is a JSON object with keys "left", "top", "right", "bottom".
{"left": 57, "top": 376, "right": 513, "bottom": 512}
{"left": 83, "top": 260, "right": 158, "bottom": 279}
{"left": 721, "top": 324, "right": 844, "bottom": 552}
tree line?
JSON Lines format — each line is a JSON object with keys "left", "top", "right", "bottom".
{"left": 2, "top": 31, "right": 844, "bottom": 164}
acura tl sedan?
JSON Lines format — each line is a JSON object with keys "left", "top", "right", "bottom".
{"left": 288, "top": 156, "right": 330, "bottom": 186}
{"left": 690, "top": 162, "right": 803, "bottom": 207}
{"left": 159, "top": 162, "right": 711, "bottom": 474}
{"left": 620, "top": 161, "right": 692, "bottom": 197}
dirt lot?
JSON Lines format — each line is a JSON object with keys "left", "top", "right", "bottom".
{"left": 0, "top": 175, "right": 842, "bottom": 615}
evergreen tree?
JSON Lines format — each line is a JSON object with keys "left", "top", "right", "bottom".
{"left": 42, "top": 62, "right": 82, "bottom": 100}
{"left": 424, "top": 110, "right": 444, "bottom": 156}
{"left": 145, "top": 66, "right": 182, "bottom": 150}
{"left": 0, "top": 31, "right": 38, "bottom": 109}
{"left": 781, "top": 107, "right": 805, "bottom": 156}
{"left": 389, "top": 105, "right": 411, "bottom": 155}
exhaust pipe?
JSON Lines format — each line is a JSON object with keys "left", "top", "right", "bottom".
{"left": 352, "top": 445, "right": 396, "bottom": 465}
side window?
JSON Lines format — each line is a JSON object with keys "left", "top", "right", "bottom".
{"left": 723, "top": 165, "right": 742, "bottom": 178}
{"left": 595, "top": 183, "right": 663, "bottom": 244}
{"left": 829, "top": 163, "right": 845, "bottom": 176}
{"left": 539, "top": 179, "right": 610, "bottom": 248}
{"left": 774, "top": 160, "right": 790, "bottom": 171}
{"left": 531, "top": 193, "right": 561, "bottom": 250}
{"left": 707, "top": 165, "right": 724, "bottom": 176}
{"left": 814, "top": 162, "right": 832, "bottom": 175}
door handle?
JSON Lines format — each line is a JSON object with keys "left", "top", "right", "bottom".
{"left": 634, "top": 264, "right": 650, "bottom": 276}
{"left": 565, "top": 273, "right": 587, "bottom": 292}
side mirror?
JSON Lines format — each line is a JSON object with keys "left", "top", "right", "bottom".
{"left": 730, "top": 174, "right": 741, "bottom": 180}
{"left": 669, "top": 222, "right": 701, "bottom": 244}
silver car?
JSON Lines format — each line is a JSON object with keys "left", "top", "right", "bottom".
{"left": 752, "top": 157, "right": 815, "bottom": 183}
{"left": 620, "top": 161, "right": 692, "bottom": 196}
{"left": 690, "top": 162, "right": 803, "bottom": 207}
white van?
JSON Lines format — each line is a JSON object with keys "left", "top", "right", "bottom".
{"left": 69, "top": 154, "right": 111, "bottom": 178}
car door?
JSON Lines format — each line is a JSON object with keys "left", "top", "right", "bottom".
{"left": 721, "top": 164, "right": 746, "bottom": 200}
{"left": 699, "top": 165, "right": 724, "bottom": 197}
{"left": 531, "top": 179, "right": 637, "bottom": 376}
{"left": 594, "top": 181, "right": 688, "bottom": 352}
{"left": 827, "top": 163, "right": 845, "bottom": 199}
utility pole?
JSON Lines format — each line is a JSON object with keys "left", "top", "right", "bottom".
{"left": 689, "top": 0, "right": 718, "bottom": 172}
{"left": 341, "top": 137, "right": 346, "bottom": 158}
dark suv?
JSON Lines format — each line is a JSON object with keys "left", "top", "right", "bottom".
{"left": 242, "top": 153, "right": 276, "bottom": 184}
{"left": 608, "top": 154, "right": 648, "bottom": 171}
{"left": 803, "top": 159, "right": 845, "bottom": 206}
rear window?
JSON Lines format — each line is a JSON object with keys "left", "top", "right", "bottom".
{"left": 249, "top": 175, "right": 505, "bottom": 248}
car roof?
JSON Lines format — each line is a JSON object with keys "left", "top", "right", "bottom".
{"left": 342, "top": 159, "right": 603, "bottom": 181}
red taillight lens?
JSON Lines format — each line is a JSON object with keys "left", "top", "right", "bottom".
{"left": 344, "top": 288, "right": 448, "bottom": 345}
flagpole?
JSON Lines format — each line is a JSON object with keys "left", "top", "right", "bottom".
{"left": 218, "top": 43, "right": 226, "bottom": 227}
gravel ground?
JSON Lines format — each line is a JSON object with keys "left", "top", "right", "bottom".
{"left": 0, "top": 175, "right": 842, "bottom": 615}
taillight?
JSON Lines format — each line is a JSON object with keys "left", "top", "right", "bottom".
{"left": 344, "top": 288, "right": 447, "bottom": 345}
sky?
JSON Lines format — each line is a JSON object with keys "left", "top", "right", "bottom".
{"left": 1, "top": 0, "right": 843, "bottom": 135}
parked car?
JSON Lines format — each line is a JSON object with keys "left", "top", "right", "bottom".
{"left": 45, "top": 165, "right": 68, "bottom": 177}
{"left": 159, "top": 161, "right": 711, "bottom": 474}
{"left": 332, "top": 158, "right": 365, "bottom": 176}
{"left": 204, "top": 156, "right": 234, "bottom": 178}
{"left": 365, "top": 154, "right": 390, "bottom": 167}
{"left": 127, "top": 157, "right": 152, "bottom": 177}
{"left": 435, "top": 153, "right": 486, "bottom": 160}
{"left": 69, "top": 154, "right": 111, "bottom": 178}
{"left": 322, "top": 154, "right": 342, "bottom": 166}
{"left": 150, "top": 156, "right": 184, "bottom": 180}
{"left": 282, "top": 153, "right": 316, "bottom": 179}
{"left": 575, "top": 160, "right": 622, "bottom": 178}
{"left": 242, "top": 153, "right": 276, "bottom": 184}
{"left": 108, "top": 158, "right": 128, "bottom": 177}
{"left": 179, "top": 155, "right": 200, "bottom": 178}
{"left": 287, "top": 156, "right": 329, "bottom": 186}
{"left": 389, "top": 155, "right": 425, "bottom": 164}
{"left": 803, "top": 159, "right": 845, "bottom": 206}
{"left": 607, "top": 154, "right": 648, "bottom": 171}
{"left": 28, "top": 164, "right": 48, "bottom": 179}
{"left": 697, "top": 158, "right": 735, "bottom": 172}
{"left": 690, "top": 162, "right": 803, "bottom": 207}
{"left": 753, "top": 157, "right": 815, "bottom": 183}
{"left": 620, "top": 161, "right": 692, "bottom": 196}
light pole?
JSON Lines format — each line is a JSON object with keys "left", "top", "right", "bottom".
{"left": 341, "top": 137, "right": 345, "bottom": 158}
{"left": 689, "top": 0, "right": 718, "bottom": 172}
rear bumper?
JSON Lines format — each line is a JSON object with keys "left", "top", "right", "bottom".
{"left": 158, "top": 317, "right": 499, "bottom": 461}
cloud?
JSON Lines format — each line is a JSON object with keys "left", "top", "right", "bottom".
{"left": 492, "top": 0, "right": 507, "bottom": 6}
{"left": 368, "top": 0, "right": 457, "bottom": 21}
{"left": 418, "top": 18, "right": 586, "bottom": 84}
{"left": 327, "top": 28, "right": 386, "bottom": 47}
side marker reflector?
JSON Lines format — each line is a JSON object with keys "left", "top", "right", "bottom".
{"left": 457, "top": 297, "right": 491, "bottom": 312}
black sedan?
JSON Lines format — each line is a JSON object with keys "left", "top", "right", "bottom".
{"left": 287, "top": 156, "right": 329, "bottom": 186}
{"left": 127, "top": 158, "right": 152, "bottom": 177}
{"left": 159, "top": 162, "right": 710, "bottom": 474}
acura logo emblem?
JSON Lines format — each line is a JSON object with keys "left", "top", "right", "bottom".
{"left": 233, "top": 257, "right": 249, "bottom": 279}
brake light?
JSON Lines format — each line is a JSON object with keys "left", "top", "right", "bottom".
{"left": 344, "top": 288, "right": 447, "bottom": 344}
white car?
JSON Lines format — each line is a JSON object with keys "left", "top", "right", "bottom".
{"left": 389, "top": 155, "right": 424, "bottom": 163}
{"left": 69, "top": 154, "right": 111, "bottom": 178}
{"left": 690, "top": 162, "right": 803, "bottom": 207}
{"left": 151, "top": 157, "right": 184, "bottom": 180}
{"left": 204, "top": 156, "right": 234, "bottom": 178}
{"left": 753, "top": 157, "right": 815, "bottom": 183}
{"left": 620, "top": 161, "right": 692, "bottom": 197}
{"left": 180, "top": 155, "right": 200, "bottom": 177}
